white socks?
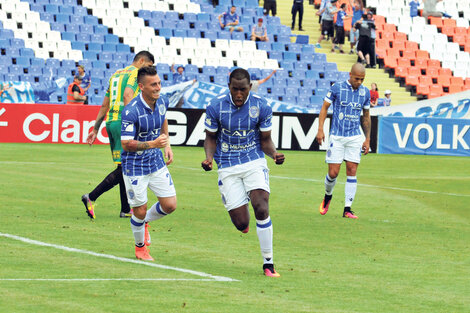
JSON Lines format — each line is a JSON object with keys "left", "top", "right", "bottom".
{"left": 130, "top": 215, "right": 145, "bottom": 246}
{"left": 256, "top": 216, "right": 273, "bottom": 264}
{"left": 345, "top": 176, "right": 357, "bottom": 207}
{"left": 145, "top": 202, "right": 167, "bottom": 223}
{"left": 325, "top": 174, "right": 336, "bottom": 195}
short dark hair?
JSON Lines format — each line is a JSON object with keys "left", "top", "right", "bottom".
{"left": 340, "top": 3, "right": 347, "bottom": 9}
{"left": 229, "top": 68, "right": 250, "bottom": 84}
{"left": 137, "top": 66, "right": 157, "bottom": 84}
{"left": 133, "top": 51, "right": 155, "bottom": 64}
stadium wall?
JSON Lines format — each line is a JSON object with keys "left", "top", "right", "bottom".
{"left": 0, "top": 103, "right": 379, "bottom": 152}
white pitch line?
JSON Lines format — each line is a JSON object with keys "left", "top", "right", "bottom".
{"left": 0, "top": 233, "right": 238, "bottom": 282}
{"left": 0, "top": 278, "right": 217, "bottom": 282}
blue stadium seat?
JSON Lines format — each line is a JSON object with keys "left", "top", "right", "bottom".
{"left": 104, "top": 34, "right": 119, "bottom": 44}
{"left": 337, "top": 72, "right": 349, "bottom": 81}
{"left": 9, "top": 65, "right": 24, "bottom": 75}
{"left": 116, "top": 45, "right": 130, "bottom": 53}
{"left": 112, "top": 54, "right": 127, "bottom": 62}
{"left": 29, "top": 67, "right": 43, "bottom": 76}
{"left": 303, "top": 78, "right": 317, "bottom": 88}
{"left": 279, "top": 61, "right": 294, "bottom": 70}
{"left": 73, "top": 5, "right": 87, "bottom": 15}
{"left": 87, "top": 42, "right": 102, "bottom": 52}
{"left": 46, "top": 58, "right": 60, "bottom": 67}
{"left": 44, "top": 4, "right": 59, "bottom": 14}
{"left": 298, "top": 87, "right": 313, "bottom": 97}
{"left": 287, "top": 43, "right": 302, "bottom": 53}
{"left": 64, "top": 0, "right": 76, "bottom": 6}
{"left": 218, "top": 32, "right": 231, "bottom": 40}
{"left": 99, "top": 52, "right": 113, "bottom": 62}
{"left": 314, "top": 53, "right": 327, "bottom": 63}
{"left": 83, "top": 51, "right": 98, "bottom": 60}
{"left": 71, "top": 41, "right": 86, "bottom": 50}
{"left": 61, "top": 32, "right": 75, "bottom": 41}
{"left": 233, "top": 0, "right": 245, "bottom": 7}
{"left": 30, "top": 4, "right": 44, "bottom": 12}
{"left": 50, "top": 0, "right": 64, "bottom": 5}
{"left": 138, "top": 10, "right": 152, "bottom": 19}
{"left": 310, "top": 95, "right": 324, "bottom": 104}
{"left": 50, "top": 23, "right": 65, "bottom": 32}
{"left": 301, "top": 52, "right": 314, "bottom": 62}
{"left": 108, "top": 61, "right": 123, "bottom": 71}
{"left": 80, "top": 24, "right": 94, "bottom": 34}
{"left": 195, "top": 21, "right": 208, "bottom": 30}
{"left": 287, "top": 78, "right": 301, "bottom": 87}
{"left": 149, "top": 19, "right": 162, "bottom": 28}
{"left": 90, "top": 34, "right": 104, "bottom": 43}
{"left": 65, "top": 24, "right": 80, "bottom": 33}
{"left": 269, "top": 51, "right": 283, "bottom": 61}
{"left": 214, "top": 74, "right": 228, "bottom": 85}
{"left": 203, "top": 30, "right": 217, "bottom": 41}
{"left": 10, "top": 39, "right": 25, "bottom": 48}
{"left": 22, "top": 75, "right": 36, "bottom": 84}
{"left": 306, "top": 70, "right": 321, "bottom": 79}
{"left": 294, "top": 61, "right": 308, "bottom": 71}
{"left": 271, "top": 86, "right": 285, "bottom": 97}
{"left": 197, "top": 13, "right": 210, "bottom": 22}
{"left": 272, "top": 78, "right": 286, "bottom": 87}
{"left": 283, "top": 52, "right": 297, "bottom": 61}
{"left": 257, "top": 85, "right": 268, "bottom": 95}
{"left": 198, "top": 73, "right": 211, "bottom": 83}
{"left": 159, "top": 28, "right": 173, "bottom": 38}
{"left": 316, "top": 80, "right": 330, "bottom": 90}
{"left": 285, "top": 87, "right": 299, "bottom": 97}
{"left": 57, "top": 68, "right": 71, "bottom": 77}
{"left": 293, "top": 71, "right": 305, "bottom": 80}
{"left": 92, "top": 61, "right": 106, "bottom": 69}
{"left": 84, "top": 15, "right": 98, "bottom": 25}
{"left": 297, "top": 96, "right": 310, "bottom": 106}
{"left": 56, "top": 13, "right": 70, "bottom": 24}
{"left": 174, "top": 29, "right": 187, "bottom": 37}
{"left": 324, "top": 71, "right": 337, "bottom": 81}
{"left": 151, "top": 11, "right": 165, "bottom": 20}
{"left": 302, "top": 45, "right": 315, "bottom": 54}
{"left": 271, "top": 42, "right": 285, "bottom": 51}
{"left": 76, "top": 33, "right": 90, "bottom": 42}
{"left": 202, "top": 65, "right": 216, "bottom": 75}
{"left": 31, "top": 58, "right": 45, "bottom": 67}
{"left": 156, "top": 63, "right": 170, "bottom": 74}
{"left": 187, "top": 29, "right": 201, "bottom": 38}
{"left": 184, "top": 13, "right": 197, "bottom": 22}
{"left": 15, "top": 56, "right": 30, "bottom": 66}
{"left": 185, "top": 64, "right": 199, "bottom": 75}
{"left": 165, "top": 11, "right": 179, "bottom": 21}
{"left": 90, "top": 69, "right": 105, "bottom": 79}
{"left": 62, "top": 59, "right": 76, "bottom": 68}
{"left": 216, "top": 66, "right": 230, "bottom": 75}
{"left": 241, "top": 16, "right": 253, "bottom": 24}
{"left": 94, "top": 25, "right": 108, "bottom": 35}
{"left": 277, "top": 35, "right": 291, "bottom": 43}
{"left": 245, "top": 0, "right": 258, "bottom": 8}
{"left": 102, "top": 43, "right": 116, "bottom": 52}
{"left": 40, "top": 12, "right": 55, "bottom": 23}
{"left": 256, "top": 42, "right": 271, "bottom": 51}
{"left": 284, "top": 94, "right": 296, "bottom": 103}
{"left": 324, "top": 62, "right": 338, "bottom": 72}
{"left": 4, "top": 74, "right": 20, "bottom": 81}
{"left": 274, "top": 70, "right": 289, "bottom": 79}
{"left": 295, "top": 35, "right": 309, "bottom": 45}
{"left": 5, "top": 47, "right": 20, "bottom": 57}
{"left": 231, "top": 32, "right": 245, "bottom": 40}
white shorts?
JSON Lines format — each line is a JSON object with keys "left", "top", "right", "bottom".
{"left": 326, "top": 135, "right": 363, "bottom": 164}
{"left": 217, "top": 158, "right": 270, "bottom": 211}
{"left": 123, "top": 167, "right": 176, "bottom": 207}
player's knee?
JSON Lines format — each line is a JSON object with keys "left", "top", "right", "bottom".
{"left": 161, "top": 198, "right": 177, "bottom": 214}
{"left": 133, "top": 204, "right": 147, "bottom": 219}
{"left": 234, "top": 221, "right": 249, "bottom": 232}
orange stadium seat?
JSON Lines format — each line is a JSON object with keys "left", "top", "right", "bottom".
{"left": 415, "top": 58, "right": 428, "bottom": 71}
{"left": 397, "top": 57, "right": 410, "bottom": 67}
{"left": 394, "top": 32, "right": 407, "bottom": 42}
{"left": 384, "top": 56, "right": 398, "bottom": 69}
{"left": 383, "top": 24, "right": 396, "bottom": 33}
{"left": 450, "top": 77, "right": 464, "bottom": 86}
{"left": 453, "top": 34, "right": 466, "bottom": 45}
{"left": 439, "top": 68, "right": 452, "bottom": 76}
{"left": 438, "top": 75, "right": 451, "bottom": 87}
{"left": 402, "top": 50, "right": 416, "bottom": 61}
{"left": 442, "top": 19, "right": 456, "bottom": 27}
{"left": 405, "top": 41, "right": 419, "bottom": 50}
{"left": 441, "top": 25, "right": 455, "bottom": 36}
{"left": 428, "top": 85, "right": 444, "bottom": 98}
{"left": 375, "top": 15, "right": 386, "bottom": 25}
{"left": 408, "top": 67, "right": 421, "bottom": 77}
{"left": 416, "top": 84, "right": 430, "bottom": 96}
{"left": 381, "top": 31, "right": 394, "bottom": 42}
{"left": 394, "top": 66, "right": 407, "bottom": 78}
{"left": 429, "top": 17, "right": 443, "bottom": 29}
{"left": 416, "top": 50, "right": 429, "bottom": 60}
{"left": 376, "top": 39, "right": 389, "bottom": 50}
{"left": 392, "top": 40, "right": 406, "bottom": 52}
{"left": 419, "top": 76, "right": 433, "bottom": 85}
{"left": 386, "top": 48, "right": 400, "bottom": 59}
{"left": 449, "top": 85, "right": 463, "bottom": 94}
{"left": 427, "top": 59, "right": 441, "bottom": 68}
{"left": 425, "top": 67, "right": 439, "bottom": 78}
{"left": 405, "top": 75, "right": 419, "bottom": 87}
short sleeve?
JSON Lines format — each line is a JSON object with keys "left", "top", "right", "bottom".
{"left": 363, "top": 87, "right": 371, "bottom": 109}
{"left": 72, "top": 85, "right": 80, "bottom": 93}
{"left": 121, "top": 105, "right": 137, "bottom": 141}
{"left": 126, "top": 69, "right": 139, "bottom": 93}
{"left": 204, "top": 104, "right": 219, "bottom": 132}
{"left": 324, "top": 83, "right": 338, "bottom": 104}
{"left": 259, "top": 102, "right": 273, "bottom": 132}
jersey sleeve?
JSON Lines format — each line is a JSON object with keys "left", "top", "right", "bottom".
{"left": 204, "top": 103, "right": 219, "bottom": 133}
{"left": 105, "top": 76, "right": 112, "bottom": 98}
{"left": 363, "top": 87, "right": 371, "bottom": 109}
{"left": 126, "top": 69, "right": 139, "bottom": 93}
{"left": 121, "top": 104, "right": 137, "bottom": 141}
{"left": 324, "top": 83, "right": 338, "bottom": 104}
{"left": 72, "top": 85, "right": 80, "bottom": 93}
{"left": 259, "top": 101, "right": 273, "bottom": 132}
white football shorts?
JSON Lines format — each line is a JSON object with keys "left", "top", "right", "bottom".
{"left": 326, "top": 134, "right": 364, "bottom": 164}
{"left": 123, "top": 166, "right": 176, "bottom": 207}
{"left": 217, "top": 158, "right": 270, "bottom": 211}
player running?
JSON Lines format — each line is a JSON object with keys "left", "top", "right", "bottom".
{"left": 82, "top": 51, "right": 154, "bottom": 219}
{"left": 121, "top": 66, "right": 176, "bottom": 261}
{"left": 316, "top": 63, "right": 371, "bottom": 219}
{"left": 202, "top": 68, "right": 285, "bottom": 277}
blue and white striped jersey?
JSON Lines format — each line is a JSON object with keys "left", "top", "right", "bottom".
{"left": 205, "top": 92, "right": 272, "bottom": 169}
{"left": 324, "top": 80, "right": 370, "bottom": 137}
{"left": 121, "top": 94, "right": 169, "bottom": 176}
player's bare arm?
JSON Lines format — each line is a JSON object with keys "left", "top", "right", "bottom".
{"left": 260, "top": 131, "right": 285, "bottom": 165}
{"left": 202, "top": 131, "right": 217, "bottom": 171}
{"left": 123, "top": 86, "right": 135, "bottom": 106}
{"left": 87, "top": 96, "right": 110, "bottom": 145}
{"left": 361, "top": 108, "right": 371, "bottom": 155}
{"left": 316, "top": 100, "right": 331, "bottom": 145}
{"left": 122, "top": 134, "right": 168, "bottom": 152}
{"left": 161, "top": 119, "right": 173, "bottom": 165}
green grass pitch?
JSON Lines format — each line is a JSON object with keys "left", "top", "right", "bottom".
{"left": 0, "top": 143, "right": 469, "bottom": 312}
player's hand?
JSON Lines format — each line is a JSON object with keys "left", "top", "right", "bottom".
{"left": 164, "top": 146, "right": 173, "bottom": 165}
{"left": 274, "top": 153, "right": 285, "bottom": 165}
{"left": 154, "top": 134, "right": 168, "bottom": 148}
{"left": 316, "top": 129, "right": 325, "bottom": 145}
{"left": 362, "top": 139, "right": 370, "bottom": 155}
{"left": 86, "top": 131, "right": 97, "bottom": 146}
{"left": 201, "top": 159, "right": 213, "bottom": 171}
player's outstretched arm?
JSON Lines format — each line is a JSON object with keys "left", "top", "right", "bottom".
{"left": 122, "top": 134, "right": 168, "bottom": 152}
{"left": 316, "top": 100, "right": 331, "bottom": 146}
{"left": 87, "top": 96, "right": 110, "bottom": 145}
{"left": 361, "top": 108, "right": 371, "bottom": 155}
{"left": 202, "top": 131, "right": 217, "bottom": 171}
{"left": 260, "top": 131, "right": 284, "bottom": 165}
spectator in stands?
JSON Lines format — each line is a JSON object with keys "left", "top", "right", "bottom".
{"left": 354, "top": 12, "right": 375, "bottom": 68}
{"left": 370, "top": 82, "right": 379, "bottom": 106}
{"left": 291, "top": 0, "right": 305, "bottom": 31}
{"left": 0, "top": 83, "right": 12, "bottom": 100}
{"left": 251, "top": 18, "right": 269, "bottom": 42}
{"left": 77, "top": 65, "right": 91, "bottom": 104}
{"left": 250, "top": 69, "right": 277, "bottom": 93}
{"left": 384, "top": 89, "right": 392, "bottom": 106}
{"left": 332, "top": 3, "right": 351, "bottom": 53}
{"left": 422, "top": 0, "right": 443, "bottom": 22}
{"left": 66, "top": 75, "right": 87, "bottom": 105}
{"left": 264, "top": 0, "right": 277, "bottom": 16}
{"left": 367, "top": 8, "right": 376, "bottom": 68}
{"left": 219, "top": 6, "right": 243, "bottom": 33}
{"left": 315, "top": 0, "right": 338, "bottom": 48}
{"left": 171, "top": 63, "right": 188, "bottom": 84}
{"left": 316, "top": 0, "right": 328, "bottom": 24}
{"left": 409, "top": 0, "right": 421, "bottom": 19}
{"left": 349, "top": 0, "right": 364, "bottom": 54}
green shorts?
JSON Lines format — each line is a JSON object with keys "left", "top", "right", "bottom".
{"left": 106, "top": 121, "right": 122, "bottom": 164}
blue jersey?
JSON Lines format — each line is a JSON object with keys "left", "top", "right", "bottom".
{"left": 324, "top": 80, "right": 370, "bottom": 137}
{"left": 223, "top": 12, "right": 239, "bottom": 25}
{"left": 351, "top": 7, "right": 363, "bottom": 26}
{"left": 336, "top": 10, "right": 346, "bottom": 27}
{"left": 121, "top": 94, "right": 169, "bottom": 176}
{"left": 409, "top": 1, "right": 419, "bottom": 17}
{"left": 173, "top": 72, "right": 187, "bottom": 84}
{"left": 79, "top": 72, "right": 91, "bottom": 91}
{"left": 205, "top": 92, "right": 272, "bottom": 169}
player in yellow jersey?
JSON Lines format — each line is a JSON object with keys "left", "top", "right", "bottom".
{"left": 81, "top": 51, "right": 155, "bottom": 219}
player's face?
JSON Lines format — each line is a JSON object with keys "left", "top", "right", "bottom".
{"left": 140, "top": 74, "right": 161, "bottom": 101}
{"left": 349, "top": 72, "right": 365, "bottom": 90}
{"left": 230, "top": 6, "right": 236, "bottom": 14}
{"left": 229, "top": 78, "right": 251, "bottom": 107}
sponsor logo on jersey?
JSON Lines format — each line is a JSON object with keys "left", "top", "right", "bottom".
{"left": 221, "top": 142, "right": 229, "bottom": 152}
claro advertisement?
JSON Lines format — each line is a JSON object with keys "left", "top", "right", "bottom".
{"left": 0, "top": 103, "right": 378, "bottom": 152}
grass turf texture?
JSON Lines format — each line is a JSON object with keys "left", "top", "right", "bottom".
{"left": 0, "top": 143, "right": 469, "bottom": 312}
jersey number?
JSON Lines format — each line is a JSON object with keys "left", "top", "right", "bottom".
{"left": 166, "top": 173, "right": 174, "bottom": 186}
{"left": 110, "top": 76, "right": 120, "bottom": 103}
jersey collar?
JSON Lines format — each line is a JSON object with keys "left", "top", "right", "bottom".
{"left": 139, "top": 93, "right": 156, "bottom": 111}
{"left": 346, "top": 80, "right": 361, "bottom": 91}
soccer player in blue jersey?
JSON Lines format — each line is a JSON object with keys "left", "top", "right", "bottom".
{"left": 121, "top": 67, "right": 176, "bottom": 261}
{"left": 202, "top": 68, "right": 285, "bottom": 277}
{"left": 316, "top": 63, "right": 371, "bottom": 219}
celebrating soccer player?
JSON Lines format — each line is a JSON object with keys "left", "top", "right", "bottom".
{"left": 316, "top": 63, "right": 371, "bottom": 219}
{"left": 201, "top": 68, "right": 285, "bottom": 277}
{"left": 121, "top": 66, "right": 177, "bottom": 261}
